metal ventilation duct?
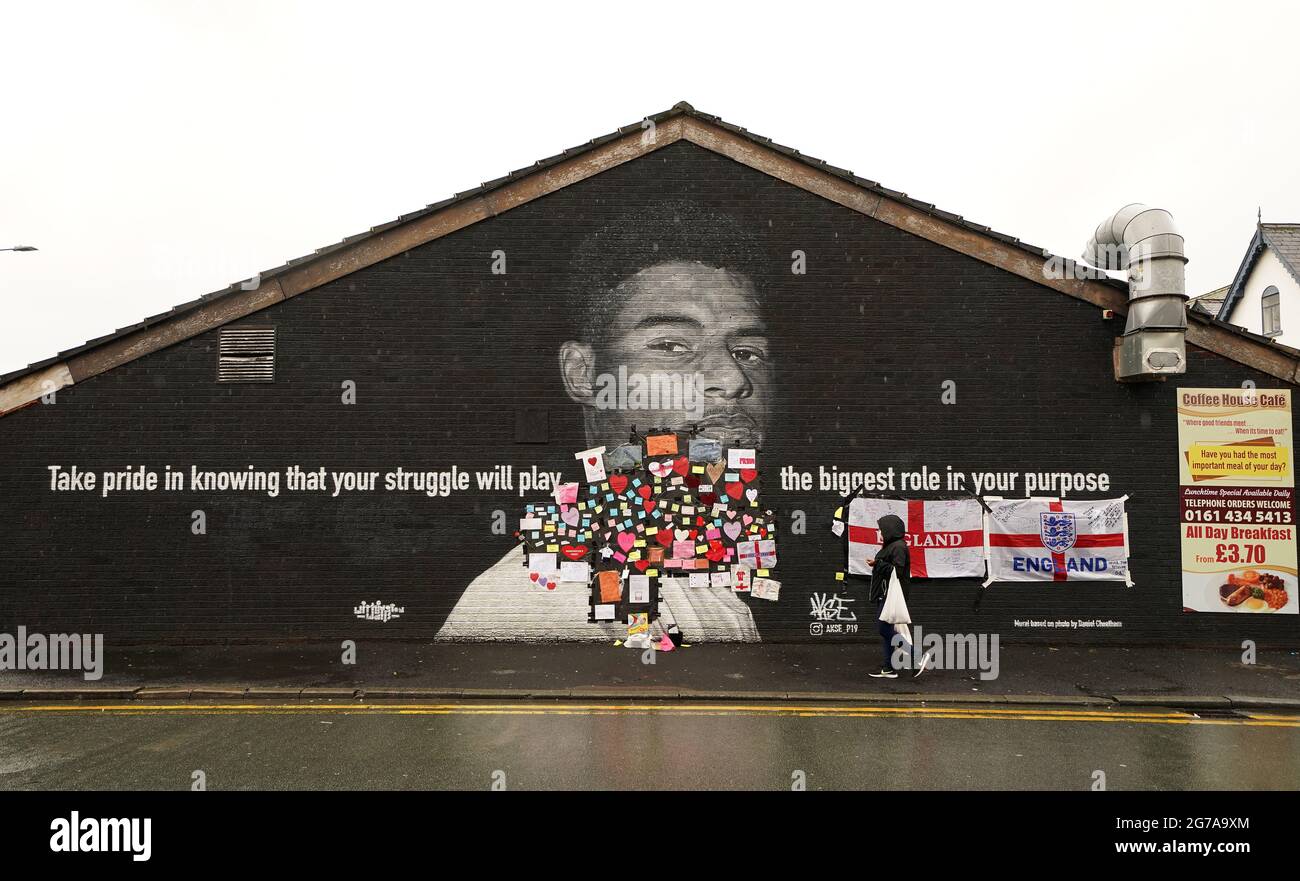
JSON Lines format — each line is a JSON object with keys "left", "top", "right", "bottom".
{"left": 1083, "top": 204, "right": 1187, "bottom": 380}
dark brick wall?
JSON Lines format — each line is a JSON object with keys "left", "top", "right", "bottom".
{"left": 2, "top": 141, "right": 1297, "bottom": 645}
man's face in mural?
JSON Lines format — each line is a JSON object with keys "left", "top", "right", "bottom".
{"left": 560, "top": 260, "right": 773, "bottom": 448}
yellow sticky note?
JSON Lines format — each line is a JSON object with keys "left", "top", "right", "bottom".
{"left": 634, "top": 539, "right": 646, "bottom": 547}
{"left": 691, "top": 465, "right": 705, "bottom": 474}
{"left": 546, "top": 544, "right": 559, "bottom": 552}
{"left": 757, "top": 568, "right": 770, "bottom": 577}
{"left": 671, "top": 504, "right": 681, "bottom": 512}
{"left": 835, "top": 571, "right": 845, "bottom": 581}
{"left": 834, "top": 507, "right": 843, "bottom": 518}
{"left": 696, "top": 544, "right": 708, "bottom": 554}
{"left": 647, "top": 569, "right": 659, "bottom": 577}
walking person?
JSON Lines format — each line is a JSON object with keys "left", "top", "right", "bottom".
{"left": 867, "top": 514, "right": 932, "bottom": 679}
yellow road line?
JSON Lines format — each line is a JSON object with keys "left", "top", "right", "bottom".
{"left": 2, "top": 702, "right": 1297, "bottom": 727}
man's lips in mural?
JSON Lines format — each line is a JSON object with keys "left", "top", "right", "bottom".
{"left": 687, "top": 412, "right": 762, "bottom": 446}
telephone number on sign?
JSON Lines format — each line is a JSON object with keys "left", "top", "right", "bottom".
{"left": 1184, "top": 509, "right": 1293, "bottom": 524}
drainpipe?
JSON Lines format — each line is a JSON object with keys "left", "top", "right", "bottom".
{"left": 1083, "top": 203, "right": 1187, "bottom": 380}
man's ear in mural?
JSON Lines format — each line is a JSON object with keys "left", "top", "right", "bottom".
{"left": 559, "top": 340, "right": 598, "bottom": 408}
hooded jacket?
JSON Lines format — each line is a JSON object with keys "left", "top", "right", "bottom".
{"left": 868, "top": 514, "right": 911, "bottom": 604}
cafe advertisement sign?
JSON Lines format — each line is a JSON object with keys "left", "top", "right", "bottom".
{"left": 1178, "top": 388, "right": 1297, "bottom": 613}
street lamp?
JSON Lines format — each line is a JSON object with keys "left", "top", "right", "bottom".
{"left": 1, "top": 246, "right": 37, "bottom": 252}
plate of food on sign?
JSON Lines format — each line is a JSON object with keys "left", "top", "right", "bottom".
{"left": 1207, "top": 569, "right": 1295, "bottom": 613}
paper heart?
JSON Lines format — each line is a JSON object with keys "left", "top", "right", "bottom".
{"left": 724, "top": 521, "right": 743, "bottom": 541}
{"left": 706, "top": 540, "right": 725, "bottom": 562}
{"left": 746, "top": 488, "right": 758, "bottom": 502}
{"left": 726, "top": 510, "right": 738, "bottom": 520}
{"left": 637, "top": 484, "right": 653, "bottom": 500}
{"left": 698, "top": 492, "right": 717, "bottom": 507}
{"left": 674, "top": 529, "right": 690, "bottom": 542}
{"left": 634, "top": 559, "right": 649, "bottom": 572}
{"left": 648, "top": 461, "right": 673, "bottom": 478}
{"left": 672, "top": 456, "right": 690, "bottom": 477}
{"left": 685, "top": 473, "right": 701, "bottom": 488}
{"left": 560, "top": 545, "right": 588, "bottom": 560}
{"left": 544, "top": 578, "right": 554, "bottom": 590}
{"left": 705, "top": 462, "right": 725, "bottom": 483}
{"left": 724, "top": 481, "right": 744, "bottom": 499}
{"left": 562, "top": 507, "right": 580, "bottom": 526}
{"left": 643, "top": 499, "right": 656, "bottom": 513}
{"left": 742, "top": 514, "right": 754, "bottom": 526}
{"left": 610, "top": 474, "right": 629, "bottom": 494}
{"left": 529, "top": 572, "right": 540, "bottom": 583}
{"left": 617, "top": 532, "right": 636, "bottom": 552}
{"left": 655, "top": 529, "right": 674, "bottom": 547}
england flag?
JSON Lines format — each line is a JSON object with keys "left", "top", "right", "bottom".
{"left": 984, "top": 497, "right": 1131, "bottom": 584}
{"left": 846, "top": 497, "right": 985, "bottom": 578}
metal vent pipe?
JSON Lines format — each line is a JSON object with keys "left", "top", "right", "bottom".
{"left": 1083, "top": 203, "right": 1187, "bottom": 380}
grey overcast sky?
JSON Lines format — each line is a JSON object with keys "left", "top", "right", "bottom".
{"left": 2, "top": 0, "right": 1297, "bottom": 377}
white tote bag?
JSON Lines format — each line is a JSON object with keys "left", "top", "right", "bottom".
{"left": 879, "top": 567, "right": 912, "bottom": 626}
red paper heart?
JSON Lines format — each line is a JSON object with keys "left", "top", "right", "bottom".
{"left": 634, "top": 559, "right": 649, "bottom": 572}
{"left": 610, "top": 474, "right": 628, "bottom": 494}
{"left": 740, "top": 469, "right": 758, "bottom": 484}
{"left": 706, "top": 540, "right": 725, "bottom": 562}
{"left": 672, "top": 456, "right": 689, "bottom": 477}
{"left": 643, "top": 499, "right": 656, "bottom": 513}
{"left": 725, "top": 481, "right": 744, "bottom": 499}
{"left": 637, "top": 484, "right": 652, "bottom": 500}
{"left": 560, "top": 545, "right": 588, "bottom": 560}
{"left": 529, "top": 572, "right": 540, "bottom": 582}
{"left": 655, "top": 529, "right": 674, "bottom": 547}
{"left": 698, "top": 492, "right": 717, "bottom": 507}
{"left": 686, "top": 473, "right": 701, "bottom": 488}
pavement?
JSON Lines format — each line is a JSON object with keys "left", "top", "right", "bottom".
{"left": 2, "top": 641, "right": 1300, "bottom": 709}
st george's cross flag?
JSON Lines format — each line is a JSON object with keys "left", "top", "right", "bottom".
{"left": 846, "top": 497, "right": 985, "bottom": 578}
{"left": 983, "top": 497, "right": 1131, "bottom": 584}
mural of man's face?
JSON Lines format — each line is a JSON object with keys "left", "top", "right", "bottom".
{"left": 560, "top": 260, "right": 773, "bottom": 448}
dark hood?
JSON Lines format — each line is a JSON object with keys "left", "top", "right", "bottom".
{"left": 877, "top": 514, "right": 906, "bottom": 545}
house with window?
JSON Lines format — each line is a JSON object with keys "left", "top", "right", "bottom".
{"left": 1215, "top": 222, "right": 1300, "bottom": 341}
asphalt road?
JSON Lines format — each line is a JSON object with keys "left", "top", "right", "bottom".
{"left": 2, "top": 701, "right": 1298, "bottom": 790}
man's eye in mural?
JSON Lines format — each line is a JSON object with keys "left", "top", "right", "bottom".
{"left": 730, "top": 343, "right": 768, "bottom": 367}
{"left": 646, "top": 338, "right": 693, "bottom": 357}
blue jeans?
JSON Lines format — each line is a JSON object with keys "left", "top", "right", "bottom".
{"left": 878, "top": 615, "right": 916, "bottom": 670}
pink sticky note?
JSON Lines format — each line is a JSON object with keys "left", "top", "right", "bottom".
{"left": 706, "top": 527, "right": 721, "bottom": 540}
